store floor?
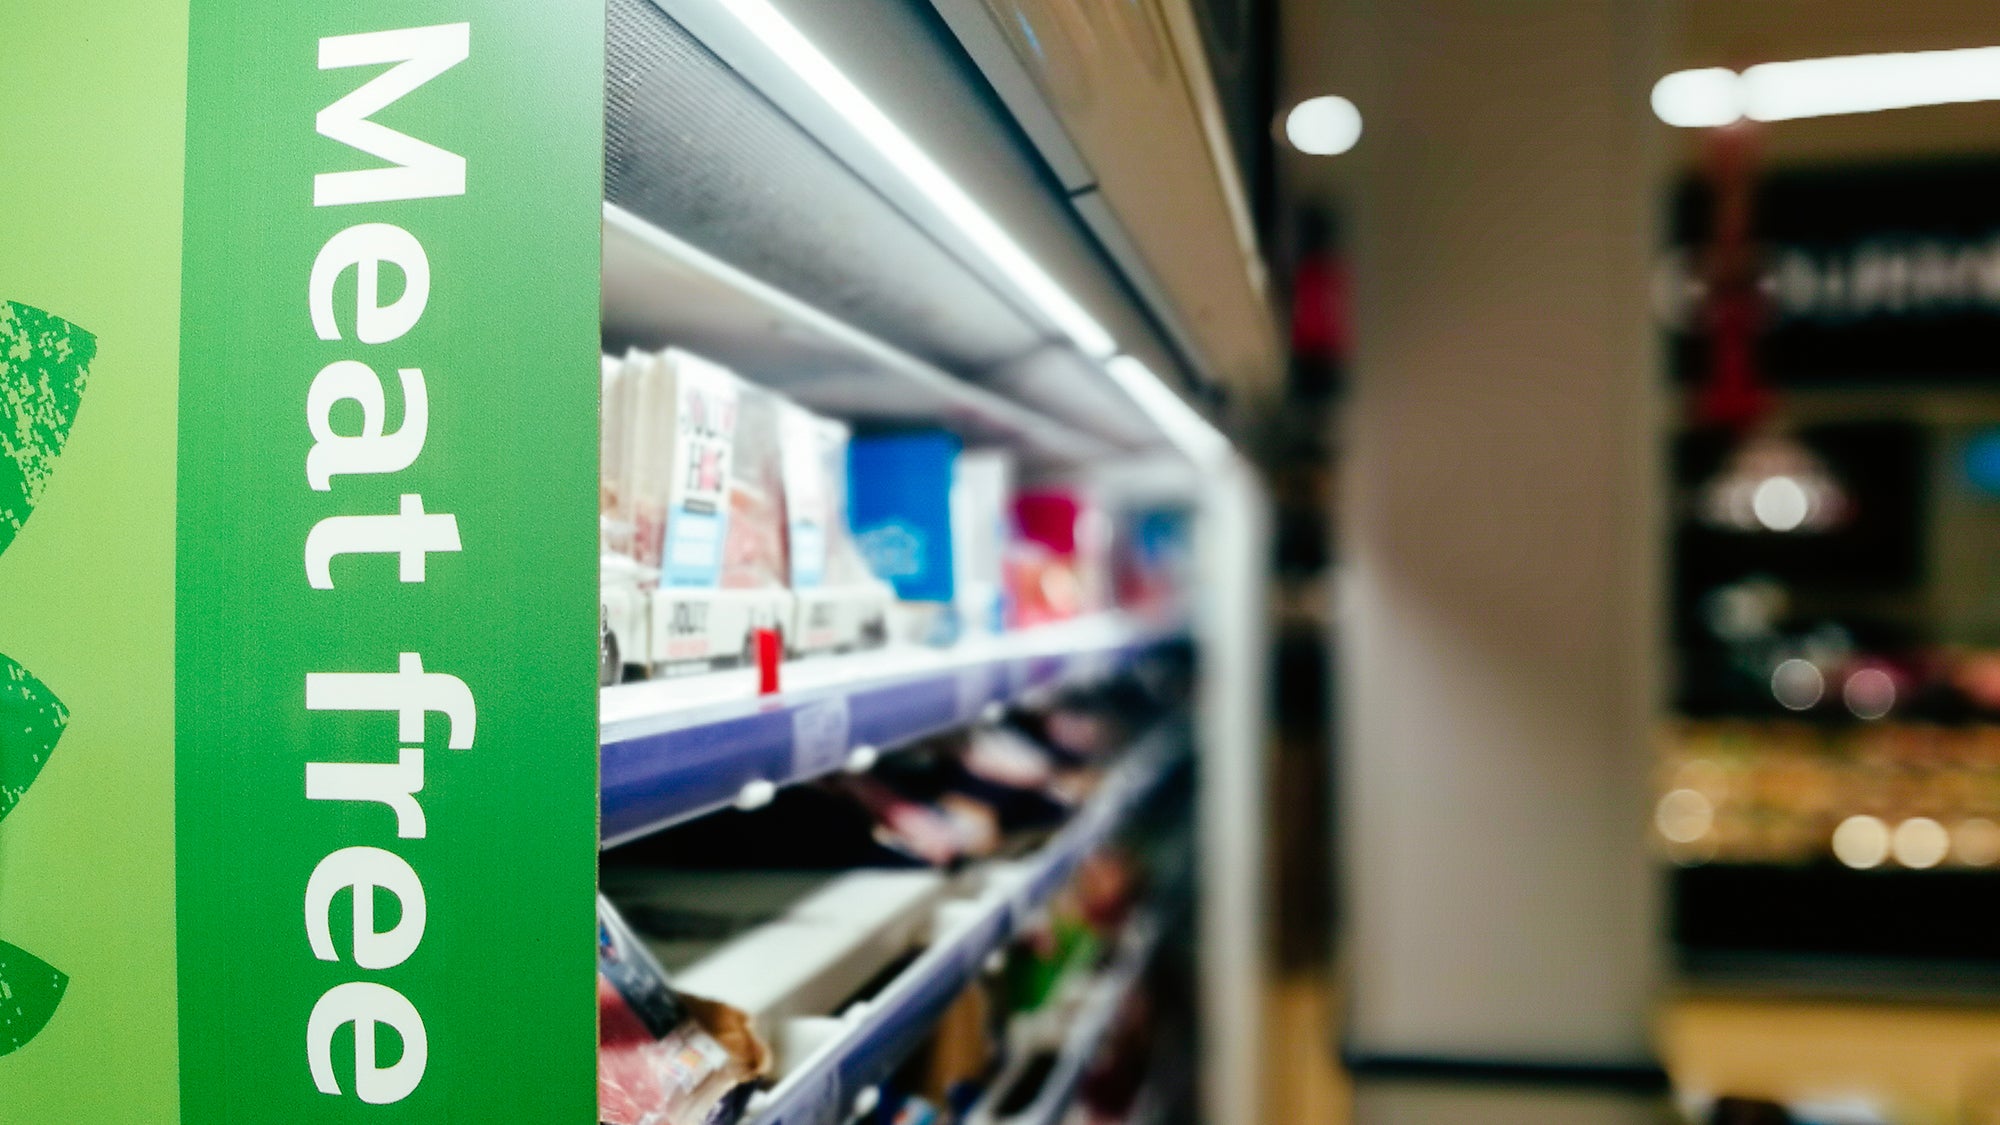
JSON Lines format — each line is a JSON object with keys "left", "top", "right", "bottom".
{"left": 1665, "top": 993, "right": 2000, "bottom": 1123}
{"left": 1264, "top": 973, "right": 1351, "bottom": 1124}
{"left": 1261, "top": 974, "right": 2000, "bottom": 1124}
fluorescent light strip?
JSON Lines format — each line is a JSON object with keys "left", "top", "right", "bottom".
{"left": 1104, "top": 355, "right": 1230, "bottom": 463}
{"left": 714, "top": 0, "right": 1118, "bottom": 359}
{"left": 1747, "top": 47, "right": 2000, "bottom": 121}
{"left": 1653, "top": 46, "right": 2000, "bottom": 127}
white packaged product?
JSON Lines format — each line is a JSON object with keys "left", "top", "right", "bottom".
{"left": 650, "top": 374, "right": 793, "bottom": 672}
{"left": 628, "top": 348, "right": 739, "bottom": 588}
{"left": 600, "top": 351, "right": 641, "bottom": 557}
{"left": 779, "top": 404, "right": 837, "bottom": 591}
{"left": 601, "top": 352, "right": 653, "bottom": 683}
{"left": 950, "top": 449, "right": 1012, "bottom": 638}
{"left": 779, "top": 402, "right": 891, "bottom": 656}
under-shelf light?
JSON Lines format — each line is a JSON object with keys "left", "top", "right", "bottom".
{"left": 712, "top": 0, "right": 1118, "bottom": 359}
{"left": 1103, "top": 355, "right": 1230, "bottom": 464}
{"left": 1653, "top": 46, "right": 2000, "bottom": 127}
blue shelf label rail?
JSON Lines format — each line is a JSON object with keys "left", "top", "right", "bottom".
{"left": 600, "top": 622, "right": 1177, "bottom": 848}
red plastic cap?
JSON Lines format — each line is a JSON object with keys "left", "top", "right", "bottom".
{"left": 755, "top": 628, "right": 782, "bottom": 695}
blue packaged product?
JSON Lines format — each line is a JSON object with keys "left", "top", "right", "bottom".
{"left": 849, "top": 431, "right": 961, "bottom": 603}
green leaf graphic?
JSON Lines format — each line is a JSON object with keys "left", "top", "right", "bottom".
{"left": 0, "top": 300, "right": 95, "bottom": 558}
{"left": 0, "top": 941, "right": 68, "bottom": 1056}
{"left": 0, "top": 301, "right": 86, "bottom": 1059}
{"left": 0, "top": 655, "right": 66, "bottom": 825}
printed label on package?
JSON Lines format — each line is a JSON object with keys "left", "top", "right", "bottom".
{"left": 661, "top": 353, "right": 738, "bottom": 588}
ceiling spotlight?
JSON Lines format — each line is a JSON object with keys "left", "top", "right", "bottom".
{"left": 1285, "top": 96, "right": 1363, "bottom": 156}
{"left": 1652, "top": 67, "right": 1743, "bottom": 128}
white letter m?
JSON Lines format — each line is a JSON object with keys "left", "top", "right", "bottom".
{"left": 315, "top": 24, "right": 469, "bottom": 207}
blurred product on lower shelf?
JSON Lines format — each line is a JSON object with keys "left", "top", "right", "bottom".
{"left": 598, "top": 895, "right": 771, "bottom": 1125}
{"left": 863, "top": 1092, "right": 946, "bottom": 1125}
{"left": 1658, "top": 719, "right": 2000, "bottom": 870}
{"left": 610, "top": 686, "right": 1159, "bottom": 875}
{"left": 1005, "top": 908, "right": 1102, "bottom": 1019}
{"left": 597, "top": 673, "right": 1192, "bottom": 1125}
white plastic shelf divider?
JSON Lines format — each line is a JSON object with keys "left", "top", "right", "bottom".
{"left": 602, "top": 202, "right": 1114, "bottom": 466}
{"left": 739, "top": 724, "right": 1185, "bottom": 1125}
{"left": 667, "top": 869, "right": 949, "bottom": 1074}
{"left": 599, "top": 614, "right": 1180, "bottom": 849}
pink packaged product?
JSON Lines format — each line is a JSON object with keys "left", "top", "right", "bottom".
{"left": 597, "top": 896, "right": 769, "bottom": 1125}
{"left": 1008, "top": 489, "right": 1111, "bottom": 627}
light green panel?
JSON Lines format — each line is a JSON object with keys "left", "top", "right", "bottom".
{"left": 0, "top": 1, "right": 189, "bottom": 1121}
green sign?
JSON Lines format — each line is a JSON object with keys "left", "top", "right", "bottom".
{"left": 5, "top": 2, "right": 603, "bottom": 1117}
{"left": 175, "top": 2, "right": 604, "bottom": 1118}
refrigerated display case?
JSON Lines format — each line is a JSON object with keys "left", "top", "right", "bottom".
{"left": 0, "top": 1, "right": 1275, "bottom": 1122}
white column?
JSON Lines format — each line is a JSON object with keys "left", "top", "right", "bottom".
{"left": 1196, "top": 456, "right": 1271, "bottom": 1125}
{"left": 1336, "top": 0, "right": 1670, "bottom": 1080}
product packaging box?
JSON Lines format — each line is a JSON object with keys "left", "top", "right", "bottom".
{"left": 850, "top": 431, "right": 964, "bottom": 644}
{"left": 648, "top": 371, "right": 792, "bottom": 674}
{"left": 1113, "top": 508, "right": 1193, "bottom": 620}
{"left": 629, "top": 348, "right": 739, "bottom": 588}
{"left": 601, "top": 352, "right": 652, "bottom": 683}
{"left": 601, "top": 351, "right": 639, "bottom": 558}
{"left": 950, "top": 450, "right": 1013, "bottom": 639}
{"left": 1009, "top": 489, "right": 1111, "bottom": 627}
{"left": 782, "top": 403, "right": 892, "bottom": 656}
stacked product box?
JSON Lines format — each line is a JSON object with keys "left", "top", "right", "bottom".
{"left": 848, "top": 431, "right": 1017, "bottom": 647}
{"left": 952, "top": 449, "right": 1013, "bottom": 639}
{"left": 779, "top": 401, "right": 893, "bottom": 657}
{"left": 601, "top": 352, "right": 651, "bottom": 679}
{"left": 600, "top": 347, "right": 895, "bottom": 681}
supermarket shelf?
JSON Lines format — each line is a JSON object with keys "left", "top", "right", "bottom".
{"left": 601, "top": 202, "right": 1114, "bottom": 467}
{"left": 738, "top": 727, "right": 1185, "bottom": 1125}
{"left": 600, "top": 614, "right": 1181, "bottom": 849}
{"left": 964, "top": 914, "right": 1164, "bottom": 1125}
